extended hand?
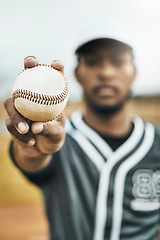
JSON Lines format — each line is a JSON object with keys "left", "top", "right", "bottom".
{"left": 4, "top": 57, "right": 66, "bottom": 156}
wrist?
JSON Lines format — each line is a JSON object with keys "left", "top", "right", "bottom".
{"left": 12, "top": 141, "right": 52, "bottom": 173}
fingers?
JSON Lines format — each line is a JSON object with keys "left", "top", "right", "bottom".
{"left": 6, "top": 116, "right": 35, "bottom": 146}
{"left": 4, "top": 97, "right": 34, "bottom": 145}
{"left": 24, "top": 57, "right": 64, "bottom": 74}
{"left": 56, "top": 113, "right": 66, "bottom": 127}
{"left": 4, "top": 97, "right": 29, "bottom": 134}
{"left": 51, "top": 60, "right": 64, "bottom": 74}
{"left": 31, "top": 113, "right": 65, "bottom": 136}
{"left": 31, "top": 122, "right": 44, "bottom": 134}
{"left": 37, "top": 121, "right": 64, "bottom": 145}
{"left": 24, "top": 56, "right": 39, "bottom": 69}
{"left": 11, "top": 134, "right": 35, "bottom": 147}
{"left": 32, "top": 120, "right": 62, "bottom": 137}
{"left": 32, "top": 121, "right": 54, "bottom": 136}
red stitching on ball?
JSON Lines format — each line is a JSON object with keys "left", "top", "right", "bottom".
{"left": 13, "top": 64, "right": 69, "bottom": 105}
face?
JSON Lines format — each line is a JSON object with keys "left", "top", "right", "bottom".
{"left": 75, "top": 46, "right": 136, "bottom": 114}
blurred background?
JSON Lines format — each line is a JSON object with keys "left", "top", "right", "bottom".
{"left": 1, "top": 0, "right": 160, "bottom": 239}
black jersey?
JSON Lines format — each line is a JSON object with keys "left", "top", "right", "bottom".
{"left": 11, "top": 112, "right": 160, "bottom": 240}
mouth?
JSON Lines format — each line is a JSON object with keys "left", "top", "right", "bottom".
{"left": 93, "top": 85, "right": 118, "bottom": 97}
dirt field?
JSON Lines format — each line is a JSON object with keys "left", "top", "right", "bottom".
{"left": 0, "top": 137, "right": 49, "bottom": 240}
{"left": 0, "top": 202, "right": 50, "bottom": 240}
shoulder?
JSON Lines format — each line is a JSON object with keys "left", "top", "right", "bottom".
{"left": 144, "top": 122, "right": 160, "bottom": 158}
{"left": 142, "top": 120, "right": 160, "bottom": 142}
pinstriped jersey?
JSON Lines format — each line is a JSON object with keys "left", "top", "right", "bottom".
{"left": 11, "top": 111, "right": 160, "bottom": 240}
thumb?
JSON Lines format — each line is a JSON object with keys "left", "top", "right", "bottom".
{"left": 31, "top": 113, "right": 65, "bottom": 136}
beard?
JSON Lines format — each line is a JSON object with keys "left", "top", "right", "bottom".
{"left": 84, "top": 93, "right": 131, "bottom": 116}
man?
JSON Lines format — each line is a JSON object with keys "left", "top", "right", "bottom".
{"left": 4, "top": 33, "right": 160, "bottom": 239}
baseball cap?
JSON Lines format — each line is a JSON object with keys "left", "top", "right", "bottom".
{"left": 74, "top": 19, "right": 136, "bottom": 54}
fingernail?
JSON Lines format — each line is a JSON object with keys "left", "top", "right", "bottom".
{"left": 32, "top": 123, "right": 43, "bottom": 133}
{"left": 24, "top": 56, "right": 36, "bottom": 62}
{"left": 18, "top": 122, "right": 28, "bottom": 134}
{"left": 52, "top": 60, "right": 62, "bottom": 63}
{"left": 27, "top": 139, "right": 35, "bottom": 146}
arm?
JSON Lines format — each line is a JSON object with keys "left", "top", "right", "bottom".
{"left": 4, "top": 57, "right": 66, "bottom": 173}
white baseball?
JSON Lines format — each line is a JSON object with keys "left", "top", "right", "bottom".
{"left": 12, "top": 64, "right": 69, "bottom": 122}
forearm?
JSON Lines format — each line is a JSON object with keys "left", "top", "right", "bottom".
{"left": 12, "top": 141, "right": 52, "bottom": 173}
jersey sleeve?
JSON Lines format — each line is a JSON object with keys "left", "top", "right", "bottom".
{"left": 9, "top": 140, "right": 58, "bottom": 187}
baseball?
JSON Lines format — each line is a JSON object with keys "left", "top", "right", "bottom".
{"left": 12, "top": 64, "right": 69, "bottom": 122}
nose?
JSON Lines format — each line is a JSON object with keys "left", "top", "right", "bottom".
{"left": 97, "top": 61, "right": 115, "bottom": 81}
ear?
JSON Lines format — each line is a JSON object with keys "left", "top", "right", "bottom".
{"left": 130, "top": 64, "right": 137, "bottom": 84}
{"left": 132, "top": 64, "right": 137, "bottom": 82}
{"left": 74, "top": 66, "right": 82, "bottom": 85}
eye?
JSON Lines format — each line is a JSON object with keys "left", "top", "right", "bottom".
{"left": 111, "top": 57, "right": 125, "bottom": 67}
{"left": 85, "top": 58, "right": 100, "bottom": 67}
